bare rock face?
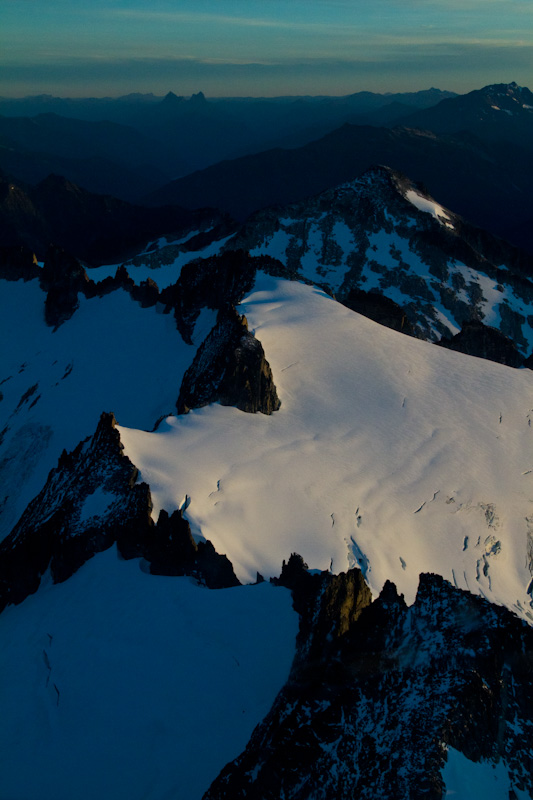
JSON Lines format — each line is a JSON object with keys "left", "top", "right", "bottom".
{"left": 160, "top": 249, "right": 258, "bottom": 344}
{"left": 0, "top": 240, "right": 163, "bottom": 328}
{"left": 438, "top": 318, "right": 524, "bottom": 367}
{"left": 177, "top": 306, "right": 281, "bottom": 415}
{"left": 40, "top": 244, "right": 90, "bottom": 328}
{"left": 87, "top": 265, "right": 159, "bottom": 308}
{"left": 273, "top": 553, "right": 373, "bottom": 674}
{"left": 342, "top": 287, "right": 415, "bottom": 336}
{"left": 38, "top": 248, "right": 161, "bottom": 329}
{"left": 130, "top": 277, "right": 159, "bottom": 308}
{"left": 204, "top": 566, "right": 533, "bottom": 800}
{"left": 0, "top": 411, "right": 148, "bottom": 608}
{"left": 0, "top": 412, "right": 239, "bottom": 612}
{"left": 142, "top": 508, "right": 239, "bottom": 589}
{"left": 160, "top": 250, "right": 288, "bottom": 343}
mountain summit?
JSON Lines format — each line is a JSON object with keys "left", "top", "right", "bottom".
{"left": 160, "top": 90, "right": 184, "bottom": 106}
{"left": 229, "top": 165, "right": 533, "bottom": 357}
{"left": 398, "top": 81, "right": 533, "bottom": 147}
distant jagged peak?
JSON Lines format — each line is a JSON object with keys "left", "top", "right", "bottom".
{"left": 467, "top": 81, "right": 533, "bottom": 110}
{"left": 188, "top": 90, "right": 207, "bottom": 105}
{"left": 481, "top": 80, "right": 525, "bottom": 95}
{"left": 398, "top": 81, "right": 533, "bottom": 127}
{"left": 160, "top": 90, "right": 185, "bottom": 106}
{"left": 157, "top": 90, "right": 208, "bottom": 113}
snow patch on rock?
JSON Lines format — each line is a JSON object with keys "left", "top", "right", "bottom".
{"left": 405, "top": 189, "right": 453, "bottom": 227}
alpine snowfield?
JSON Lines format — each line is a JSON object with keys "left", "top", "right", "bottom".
{"left": 120, "top": 274, "right": 533, "bottom": 622}
{"left": 0, "top": 279, "right": 205, "bottom": 540}
{"left": 0, "top": 547, "right": 297, "bottom": 800}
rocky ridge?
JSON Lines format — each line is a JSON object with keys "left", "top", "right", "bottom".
{"left": 438, "top": 318, "right": 524, "bottom": 367}
{"left": 177, "top": 306, "right": 280, "bottom": 415}
{"left": 205, "top": 555, "right": 533, "bottom": 800}
{"left": 159, "top": 249, "right": 259, "bottom": 343}
{"left": 0, "top": 412, "right": 239, "bottom": 612}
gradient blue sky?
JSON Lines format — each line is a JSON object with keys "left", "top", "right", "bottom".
{"left": 2, "top": 0, "right": 532, "bottom": 97}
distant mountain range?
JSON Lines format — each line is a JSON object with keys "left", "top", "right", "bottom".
{"left": 2, "top": 82, "right": 533, "bottom": 255}
{"left": 0, "top": 87, "right": 456, "bottom": 198}
{"left": 0, "top": 112, "right": 183, "bottom": 198}
{"left": 0, "top": 87, "right": 456, "bottom": 122}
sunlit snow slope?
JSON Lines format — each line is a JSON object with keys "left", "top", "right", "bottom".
{"left": 0, "top": 547, "right": 297, "bottom": 800}
{"left": 120, "top": 274, "right": 533, "bottom": 622}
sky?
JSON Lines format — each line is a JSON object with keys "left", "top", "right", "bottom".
{"left": 1, "top": 0, "right": 532, "bottom": 98}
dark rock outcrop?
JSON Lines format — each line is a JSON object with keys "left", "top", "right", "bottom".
{"left": 342, "top": 287, "right": 415, "bottom": 335}
{"left": 87, "top": 265, "right": 159, "bottom": 308}
{"left": 160, "top": 250, "right": 258, "bottom": 344}
{"left": 139, "top": 508, "right": 238, "bottom": 589}
{"left": 205, "top": 567, "right": 533, "bottom": 800}
{"left": 40, "top": 244, "right": 91, "bottom": 327}
{"left": 0, "top": 412, "right": 239, "bottom": 612}
{"left": 160, "top": 250, "right": 288, "bottom": 343}
{"left": 0, "top": 238, "right": 161, "bottom": 328}
{"left": 273, "top": 553, "right": 373, "bottom": 675}
{"left": 177, "top": 306, "right": 280, "bottom": 415}
{"left": 24, "top": 248, "right": 160, "bottom": 329}
{"left": 438, "top": 319, "right": 524, "bottom": 367}
{"left": 0, "top": 411, "right": 149, "bottom": 607}
{"left": 131, "top": 276, "right": 160, "bottom": 308}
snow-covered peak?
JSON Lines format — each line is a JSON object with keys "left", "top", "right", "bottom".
{"left": 226, "top": 167, "right": 533, "bottom": 354}
{"left": 335, "top": 163, "right": 398, "bottom": 194}
{"left": 484, "top": 81, "right": 524, "bottom": 96}
{"left": 478, "top": 81, "right": 533, "bottom": 113}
